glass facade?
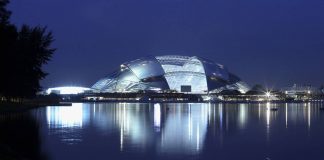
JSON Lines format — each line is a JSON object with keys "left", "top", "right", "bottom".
{"left": 92, "top": 55, "right": 249, "bottom": 93}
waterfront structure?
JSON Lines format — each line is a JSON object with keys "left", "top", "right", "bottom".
{"left": 92, "top": 55, "right": 249, "bottom": 94}
{"left": 44, "top": 86, "right": 91, "bottom": 95}
{"left": 283, "top": 84, "right": 317, "bottom": 100}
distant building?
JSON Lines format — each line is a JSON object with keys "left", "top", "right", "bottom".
{"left": 283, "top": 84, "right": 316, "bottom": 100}
{"left": 91, "top": 55, "right": 249, "bottom": 94}
{"left": 43, "top": 86, "right": 91, "bottom": 95}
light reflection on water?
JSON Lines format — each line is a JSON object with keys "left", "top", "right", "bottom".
{"left": 160, "top": 103, "right": 208, "bottom": 154}
{"left": 46, "top": 103, "right": 89, "bottom": 128}
{"left": 46, "top": 103, "right": 90, "bottom": 144}
{"left": 39, "top": 102, "right": 324, "bottom": 160}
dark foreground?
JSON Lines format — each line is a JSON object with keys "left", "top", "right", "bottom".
{"left": 1, "top": 102, "right": 324, "bottom": 160}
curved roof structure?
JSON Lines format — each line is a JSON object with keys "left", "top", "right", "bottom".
{"left": 92, "top": 55, "right": 249, "bottom": 93}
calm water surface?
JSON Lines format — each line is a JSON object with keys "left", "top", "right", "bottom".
{"left": 1, "top": 102, "right": 324, "bottom": 160}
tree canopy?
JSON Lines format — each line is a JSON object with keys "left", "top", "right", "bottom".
{"left": 0, "top": 0, "right": 55, "bottom": 100}
{"left": 0, "top": 0, "right": 10, "bottom": 24}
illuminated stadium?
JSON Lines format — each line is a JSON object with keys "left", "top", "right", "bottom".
{"left": 92, "top": 55, "right": 249, "bottom": 94}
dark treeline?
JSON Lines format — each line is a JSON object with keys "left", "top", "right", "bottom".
{"left": 0, "top": 0, "right": 55, "bottom": 101}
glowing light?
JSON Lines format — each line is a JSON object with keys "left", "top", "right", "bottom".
{"left": 266, "top": 102, "right": 271, "bottom": 142}
{"left": 238, "top": 104, "right": 247, "bottom": 128}
{"left": 154, "top": 103, "right": 161, "bottom": 132}
{"left": 265, "top": 92, "right": 271, "bottom": 97}
{"left": 204, "top": 96, "right": 211, "bottom": 101}
{"left": 46, "top": 86, "right": 90, "bottom": 95}
{"left": 308, "top": 103, "right": 311, "bottom": 128}
{"left": 266, "top": 102, "right": 270, "bottom": 126}
{"left": 285, "top": 103, "right": 288, "bottom": 128}
{"left": 46, "top": 103, "right": 87, "bottom": 128}
{"left": 120, "top": 126, "right": 124, "bottom": 151}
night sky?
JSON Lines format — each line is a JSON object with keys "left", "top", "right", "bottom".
{"left": 8, "top": 0, "right": 324, "bottom": 89}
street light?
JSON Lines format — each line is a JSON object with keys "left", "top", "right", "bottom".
{"left": 265, "top": 91, "right": 271, "bottom": 97}
{"left": 265, "top": 91, "right": 271, "bottom": 101}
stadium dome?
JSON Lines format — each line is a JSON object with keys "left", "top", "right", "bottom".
{"left": 92, "top": 55, "right": 249, "bottom": 94}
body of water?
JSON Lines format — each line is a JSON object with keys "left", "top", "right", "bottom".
{"left": 1, "top": 102, "right": 324, "bottom": 160}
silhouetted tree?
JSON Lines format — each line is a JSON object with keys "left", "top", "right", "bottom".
{"left": 16, "top": 25, "right": 55, "bottom": 98}
{"left": 0, "top": 0, "right": 10, "bottom": 24}
{"left": 0, "top": 0, "right": 55, "bottom": 101}
{"left": 0, "top": 0, "right": 17, "bottom": 100}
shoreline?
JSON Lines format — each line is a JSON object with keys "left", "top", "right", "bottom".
{"left": 0, "top": 101, "right": 70, "bottom": 113}
{"left": 1, "top": 99, "right": 323, "bottom": 114}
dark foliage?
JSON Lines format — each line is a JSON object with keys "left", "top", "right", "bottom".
{"left": 0, "top": 0, "right": 10, "bottom": 24}
{"left": 0, "top": 1, "right": 55, "bottom": 99}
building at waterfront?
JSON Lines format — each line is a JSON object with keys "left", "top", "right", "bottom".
{"left": 44, "top": 86, "right": 91, "bottom": 95}
{"left": 92, "top": 55, "right": 249, "bottom": 94}
{"left": 282, "top": 84, "right": 319, "bottom": 100}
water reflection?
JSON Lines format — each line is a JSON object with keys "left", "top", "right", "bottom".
{"left": 0, "top": 113, "right": 47, "bottom": 160}
{"left": 238, "top": 104, "right": 247, "bottom": 128}
{"left": 39, "top": 102, "right": 324, "bottom": 159}
{"left": 46, "top": 103, "right": 90, "bottom": 144}
{"left": 154, "top": 103, "right": 161, "bottom": 132}
{"left": 46, "top": 103, "right": 89, "bottom": 128}
{"left": 160, "top": 103, "right": 209, "bottom": 154}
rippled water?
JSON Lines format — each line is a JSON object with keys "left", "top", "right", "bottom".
{"left": 1, "top": 102, "right": 324, "bottom": 160}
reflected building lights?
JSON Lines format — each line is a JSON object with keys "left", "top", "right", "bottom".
{"left": 114, "top": 103, "right": 153, "bottom": 151}
{"left": 120, "top": 126, "right": 124, "bottom": 151}
{"left": 46, "top": 103, "right": 88, "bottom": 128}
{"left": 42, "top": 102, "right": 323, "bottom": 155}
{"left": 208, "top": 103, "right": 211, "bottom": 124}
{"left": 266, "top": 102, "right": 270, "bottom": 127}
{"left": 238, "top": 104, "right": 247, "bottom": 128}
{"left": 308, "top": 102, "right": 311, "bottom": 128}
{"left": 160, "top": 103, "right": 208, "bottom": 154}
{"left": 196, "top": 124, "right": 200, "bottom": 151}
{"left": 266, "top": 102, "right": 271, "bottom": 143}
{"left": 258, "top": 103, "right": 261, "bottom": 119}
{"left": 188, "top": 105, "right": 192, "bottom": 141}
{"left": 46, "top": 103, "right": 90, "bottom": 145}
{"left": 285, "top": 103, "right": 288, "bottom": 128}
{"left": 219, "top": 104, "right": 223, "bottom": 129}
{"left": 154, "top": 103, "right": 161, "bottom": 132}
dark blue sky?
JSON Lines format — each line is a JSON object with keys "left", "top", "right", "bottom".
{"left": 9, "top": 0, "right": 324, "bottom": 88}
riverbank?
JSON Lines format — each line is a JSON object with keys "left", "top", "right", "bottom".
{"left": 0, "top": 102, "right": 40, "bottom": 113}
